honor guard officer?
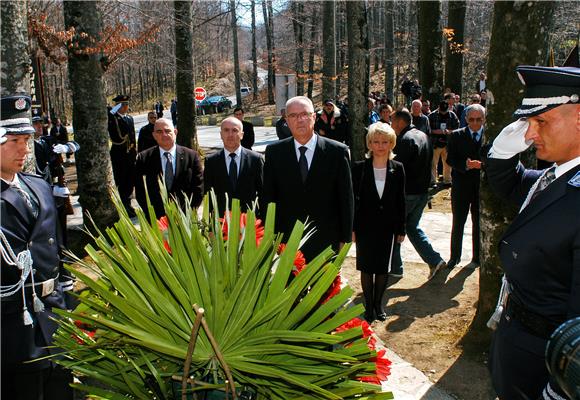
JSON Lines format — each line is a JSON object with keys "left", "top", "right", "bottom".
{"left": 486, "top": 65, "right": 580, "bottom": 399}
{"left": 108, "top": 94, "right": 137, "bottom": 217}
{"left": 1, "top": 95, "right": 74, "bottom": 399}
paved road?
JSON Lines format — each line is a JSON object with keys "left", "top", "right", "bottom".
{"left": 134, "top": 110, "right": 280, "bottom": 152}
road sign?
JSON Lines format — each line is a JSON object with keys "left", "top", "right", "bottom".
{"left": 195, "top": 87, "right": 207, "bottom": 101}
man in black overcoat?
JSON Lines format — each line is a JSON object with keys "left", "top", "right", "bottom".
{"left": 262, "top": 96, "right": 354, "bottom": 261}
{"left": 108, "top": 94, "right": 137, "bottom": 216}
{"left": 445, "top": 104, "right": 486, "bottom": 269}
{"left": 1, "top": 94, "right": 73, "bottom": 400}
{"left": 487, "top": 65, "right": 580, "bottom": 400}
{"left": 234, "top": 107, "right": 255, "bottom": 150}
{"left": 135, "top": 118, "right": 203, "bottom": 219}
{"left": 204, "top": 117, "right": 263, "bottom": 216}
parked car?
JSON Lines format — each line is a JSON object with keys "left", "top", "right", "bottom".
{"left": 198, "top": 96, "right": 232, "bottom": 114}
{"left": 240, "top": 87, "right": 252, "bottom": 97}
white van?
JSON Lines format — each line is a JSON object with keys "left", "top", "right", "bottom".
{"left": 240, "top": 87, "right": 252, "bottom": 97}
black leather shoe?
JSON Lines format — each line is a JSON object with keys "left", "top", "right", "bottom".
{"left": 364, "top": 310, "right": 375, "bottom": 323}
{"left": 375, "top": 310, "right": 387, "bottom": 321}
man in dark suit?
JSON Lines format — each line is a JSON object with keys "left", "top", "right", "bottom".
{"left": 135, "top": 118, "right": 203, "bottom": 219}
{"left": 390, "top": 110, "right": 446, "bottom": 280}
{"left": 1, "top": 94, "right": 73, "bottom": 400}
{"left": 204, "top": 116, "right": 263, "bottom": 216}
{"left": 445, "top": 104, "right": 485, "bottom": 269}
{"left": 137, "top": 111, "right": 157, "bottom": 152}
{"left": 108, "top": 94, "right": 137, "bottom": 216}
{"left": 262, "top": 96, "right": 354, "bottom": 261}
{"left": 49, "top": 118, "right": 68, "bottom": 144}
{"left": 487, "top": 65, "right": 580, "bottom": 400}
{"left": 233, "top": 107, "right": 255, "bottom": 150}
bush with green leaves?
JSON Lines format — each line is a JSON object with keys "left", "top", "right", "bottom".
{"left": 51, "top": 192, "right": 393, "bottom": 399}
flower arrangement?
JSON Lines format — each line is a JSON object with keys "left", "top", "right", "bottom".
{"left": 51, "top": 191, "right": 393, "bottom": 399}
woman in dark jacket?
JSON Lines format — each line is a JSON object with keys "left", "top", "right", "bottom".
{"left": 352, "top": 122, "right": 406, "bottom": 322}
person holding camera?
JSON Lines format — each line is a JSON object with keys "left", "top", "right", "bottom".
{"left": 427, "top": 101, "right": 459, "bottom": 186}
{"left": 486, "top": 65, "right": 580, "bottom": 400}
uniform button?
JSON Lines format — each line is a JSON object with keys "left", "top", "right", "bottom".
{"left": 28, "top": 241, "right": 33, "bottom": 247}
{"left": 48, "top": 238, "right": 55, "bottom": 245}
{"left": 52, "top": 291, "right": 57, "bottom": 296}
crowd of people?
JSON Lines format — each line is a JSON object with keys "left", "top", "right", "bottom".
{"left": 1, "top": 62, "right": 578, "bottom": 400}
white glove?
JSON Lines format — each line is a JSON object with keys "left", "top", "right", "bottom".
{"left": 488, "top": 118, "right": 531, "bottom": 159}
{"left": 53, "top": 186, "right": 70, "bottom": 197}
{"left": 52, "top": 144, "right": 69, "bottom": 154}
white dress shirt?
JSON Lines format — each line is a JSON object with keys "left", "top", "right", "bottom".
{"left": 159, "top": 145, "right": 177, "bottom": 176}
{"left": 293, "top": 134, "right": 318, "bottom": 169}
{"left": 224, "top": 146, "right": 242, "bottom": 175}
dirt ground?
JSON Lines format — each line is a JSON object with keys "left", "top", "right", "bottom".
{"left": 341, "top": 187, "right": 495, "bottom": 400}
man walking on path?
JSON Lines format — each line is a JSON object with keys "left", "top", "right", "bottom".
{"left": 389, "top": 110, "right": 446, "bottom": 280}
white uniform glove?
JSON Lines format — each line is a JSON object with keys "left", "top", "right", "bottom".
{"left": 488, "top": 118, "right": 531, "bottom": 159}
{"left": 52, "top": 144, "right": 69, "bottom": 154}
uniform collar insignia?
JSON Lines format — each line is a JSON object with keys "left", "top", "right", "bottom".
{"left": 568, "top": 171, "right": 580, "bottom": 187}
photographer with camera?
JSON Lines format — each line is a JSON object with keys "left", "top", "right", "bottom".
{"left": 486, "top": 65, "right": 580, "bottom": 400}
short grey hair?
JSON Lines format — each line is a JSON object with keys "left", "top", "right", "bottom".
{"left": 465, "top": 104, "right": 486, "bottom": 118}
{"left": 286, "top": 96, "right": 314, "bottom": 113}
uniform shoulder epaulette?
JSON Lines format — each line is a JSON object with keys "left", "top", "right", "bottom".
{"left": 21, "top": 172, "right": 43, "bottom": 179}
{"left": 567, "top": 171, "right": 580, "bottom": 188}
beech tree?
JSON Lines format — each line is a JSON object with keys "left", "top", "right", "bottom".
{"left": 174, "top": 0, "right": 197, "bottom": 149}
{"left": 417, "top": 1, "right": 444, "bottom": 105}
{"left": 1, "top": 1, "right": 35, "bottom": 173}
{"left": 63, "top": 0, "right": 116, "bottom": 229}
{"left": 444, "top": 1, "right": 466, "bottom": 95}
{"left": 321, "top": 1, "right": 336, "bottom": 101}
{"left": 230, "top": 0, "right": 242, "bottom": 106}
{"left": 347, "top": 0, "right": 369, "bottom": 162}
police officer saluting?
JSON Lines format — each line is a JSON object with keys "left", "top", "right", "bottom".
{"left": 108, "top": 94, "right": 137, "bottom": 217}
{"left": 1, "top": 95, "right": 74, "bottom": 399}
{"left": 487, "top": 65, "right": 580, "bottom": 399}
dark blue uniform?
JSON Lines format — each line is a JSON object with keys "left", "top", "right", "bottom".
{"left": 487, "top": 156, "right": 580, "bottom": 399}
{"left": 108, "top": 110, "right": 137, "bottom": 214}
{"left": 1, "top": 173, "right": 72, "bottom": 399}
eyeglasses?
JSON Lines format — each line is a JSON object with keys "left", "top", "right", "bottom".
{"left": 467, "top": 117, "right": 484, "bottom": 122}
{"left": 286, "top": 112, "right": 313, "bottom": 120}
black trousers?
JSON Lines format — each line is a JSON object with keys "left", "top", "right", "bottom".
{"left": 1, "top": 365, "right": 73, "bottom": 400}
{"left": 450, "top": 184, "right": 480, "bottom": 262}
{"left": 489, "top": 315, "right": 550, "bottom": 399}
{"left": 110, "top": 146, "right": 136, "bottom": 210}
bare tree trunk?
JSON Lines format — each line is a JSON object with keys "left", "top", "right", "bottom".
{"left": 63, "top": 0, "right": 117, "bottom": 229}
{"left": 250, "top": 0, "right": 258, "bottom": 100}
{"left": 322, "top": 1, "right": 336, "bottom": 101}
{"left": 139, "top": 66, "right": 145, "bottom": 111}
{"left": 1, "top": 0, "right": 35, "bottom": 173}
{"left": 292, "top": 1, "right": 305, "bottom": 96}
{"left": 262, "top": 0, "right": 275, "bottom": 104}
{"left": 174, "top": 0, "right": 197, "bottom": 149}
{"left": 384, "top": 0, "right": 395, "bottom": 101}
{"left": 307, "top": 11, "right": 317, "bottom": 99}
{"left": 444, "top": 1, "right": 466, "bottom": 95}
{"left": 467, "top": 0, "right": 555, "bottom": 345}
{"left": 417, "top": 1, "right": 444, "bottom": 105}
{"left": 347, "top": 0, "right": 369, "bottom": 161}
{"left": 230, "top": 0, "right": 242, "bottom": 107}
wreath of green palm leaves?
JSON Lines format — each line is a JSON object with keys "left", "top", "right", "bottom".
{"left": 50, "top": 189, "right": 393, "bottom": 399}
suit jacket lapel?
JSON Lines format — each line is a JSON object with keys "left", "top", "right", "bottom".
{"left": 504, "top": 165, "right": 579, "bottom": 237}
{"left": 306, "top": 135, "right": 325, "bottom": 186}
{"left": 174, "top": 145, "right": 184, "bottom": 183}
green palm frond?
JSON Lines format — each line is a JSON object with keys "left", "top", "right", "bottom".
{"left": 53, "top": 190, "right": 391, "bottom": 399}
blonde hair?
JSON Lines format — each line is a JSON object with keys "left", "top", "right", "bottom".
{"left": 366, "top": 122, "right": 397, "bottom": 159}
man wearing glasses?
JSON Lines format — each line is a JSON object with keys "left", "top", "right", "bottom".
{"left": 262, "top": 96, "right": 354, "bottom": 261}
{"left": 445, "top": 104, "right": 486, "bottom": 269}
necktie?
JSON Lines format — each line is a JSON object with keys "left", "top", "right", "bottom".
{"left": 298, "top": 146, "right": 308, "bottom": 183}
{"left": 164, "top": 152, "right": 174, "bottom": 190}
{"left": 11, "top": 183, "right": 38, "bottom": 218}
{"left": 229, "top": 153, "right": 238, "bottom": 190}
{"left": 530, "top": 167, "right": 556, "bottom": 202}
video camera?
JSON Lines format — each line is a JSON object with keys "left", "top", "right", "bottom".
{"left": 546, "top": 317, "right": 580, "bottom": 399}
